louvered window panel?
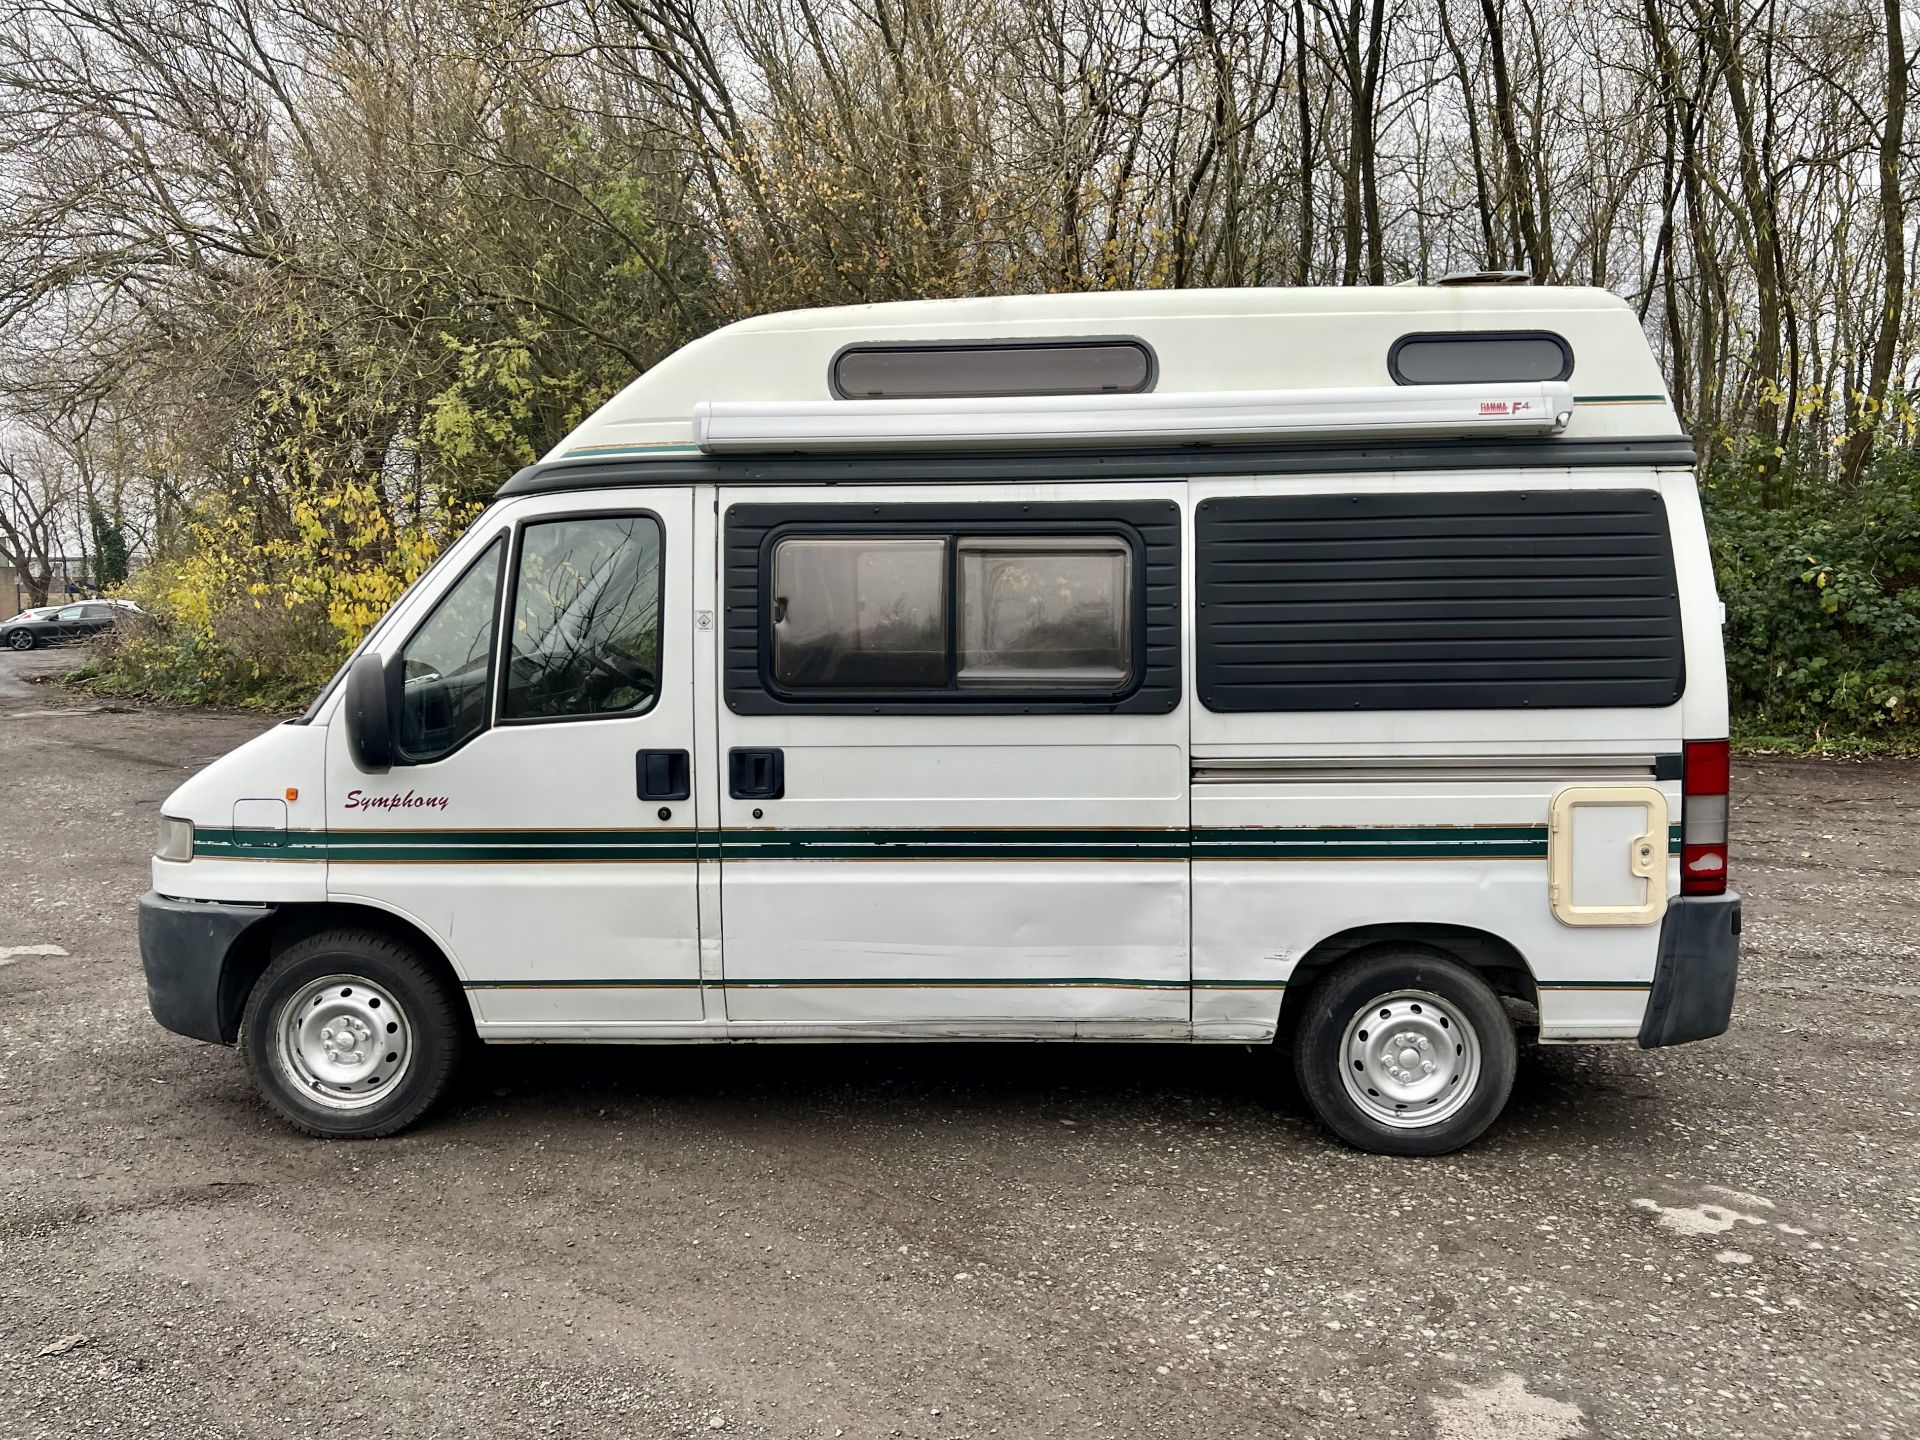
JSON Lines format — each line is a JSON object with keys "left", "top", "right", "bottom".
{"left": 1195, "top": 490, "right": 1685, "bottom": 712}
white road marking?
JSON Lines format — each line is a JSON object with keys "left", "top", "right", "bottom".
{"left": 1430, "top": 1373, "right": 1586, "bottom": 1440}
{"left": 0, "top": 943, "right": 69, "bottom": 967}
{"left": 1633, "top": 1189, "right": 1818, "bottom": 1248}
{"left": 1632, "top": 1196, "right": 1769, "bottom": 1237}
{"left": 1703, "top": 1185, "right": 1776, "bottom": 1209}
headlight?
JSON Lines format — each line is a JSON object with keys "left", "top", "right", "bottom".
{"left": 155, "top": 815, "right": 194, "bottom": 862}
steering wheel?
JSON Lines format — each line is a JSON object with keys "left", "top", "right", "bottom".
{"left": 586, "top": 647, "right": 657, "bottom": 697}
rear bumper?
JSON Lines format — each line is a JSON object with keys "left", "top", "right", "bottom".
{"left": 1639, "top": 892, "right": 1742, "bottom": 1048}
{"left": 138, "top": 891, "right": 275, "bottom": 1045}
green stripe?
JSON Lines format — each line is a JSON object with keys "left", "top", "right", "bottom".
{"left": 463, "top": 978, "right": 703, "bottom": 989}
{"left": 465, "top": 976, "right": 1644, "bottom": 993}
{"left": 1574, "top": 393, "right": 1668, "bottom": 403}
{"left": 196, "top": 822, "right": 1687, "bottom": 864}
{"left": 720, "top": 975, "right": 1189, "bottom": 989}
{"left": 467, "top": 976, "right": 1202, "bottom": 990}
{"left": 1196, "top": 825, "right": 1549, "bottom": 860}
{"left": 722, "top": 827, "right": 1188, "bottom": 861}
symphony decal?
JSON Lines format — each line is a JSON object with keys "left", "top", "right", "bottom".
{"left": 343, "top": 789, "right": 451, "bottom": 812}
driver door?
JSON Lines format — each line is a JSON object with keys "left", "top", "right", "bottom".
{"left": 324, "top": 490, "right": 705, "bottom": 1035}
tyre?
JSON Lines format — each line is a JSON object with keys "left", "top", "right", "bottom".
{"left": 1293, "top": 948, "right": 1517, "bottom": 1156}
{"left": 239, "top": 928, "right": 469, "bottom": 1138}
{"left": 6, "top": 629, "right": 33, "bottom": 651}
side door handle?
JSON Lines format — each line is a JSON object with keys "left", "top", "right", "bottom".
{"left": 636, "top": 749, "right": 691, "bottom": 802}
{"left": 728, "top": 747, "right": 785, "bottom": 800}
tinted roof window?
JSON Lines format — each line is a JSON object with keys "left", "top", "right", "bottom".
{"left": 1389, "top": 331, "right": 1572, "bottom": 385}
{"left": 833, "top": 341, "right": 1154, "bottom": 400}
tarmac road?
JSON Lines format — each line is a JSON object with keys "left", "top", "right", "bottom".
{"left": 1, "top": 647, "right": 1916, "bottom": 1439}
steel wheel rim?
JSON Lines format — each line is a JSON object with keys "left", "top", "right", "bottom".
{"left": 276, "top": 973, "right": 414, "bottom": 1112}
{"left": 1338, "top": 988, "right": 1482, "bottom": 1129}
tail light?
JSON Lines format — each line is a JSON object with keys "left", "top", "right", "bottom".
{"left": 1681, "top": 739, "right": 1730, "bottom": 895}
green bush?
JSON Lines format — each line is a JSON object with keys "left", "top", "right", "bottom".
{"left": 73, "top": 566, "right": 342, "bottom": 712}
{"left": 1707, "top": 450, "right": 1920, "bottom": 747}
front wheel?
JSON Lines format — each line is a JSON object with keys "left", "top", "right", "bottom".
{"left": 6, "top": 629, "right": 33, "bottom": 651}
{"left": 240, "top": 929, "right": 469, "bottom": 1138}
{"left": 1293, "top": 949, "right": 1517, "bottom": 1156}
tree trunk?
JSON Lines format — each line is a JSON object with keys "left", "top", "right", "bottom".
{"left": 1841, "top": 0, "right": 1908, "bottom": 488}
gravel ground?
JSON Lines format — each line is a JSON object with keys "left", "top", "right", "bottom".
{"left": 1, "top": 647, "right": 1916, "bottom": 1439}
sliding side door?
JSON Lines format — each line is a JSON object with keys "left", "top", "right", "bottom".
{"left": 715, "top": 483, "right": 1189, "bottom": 1036}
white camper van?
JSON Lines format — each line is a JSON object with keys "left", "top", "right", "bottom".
{"left": 138, "top": 286, "right": 1740, "bottom": 1154}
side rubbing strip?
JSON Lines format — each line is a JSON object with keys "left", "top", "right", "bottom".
{"left": 1194, "top": 489, "right": 1684, "bottom": 712}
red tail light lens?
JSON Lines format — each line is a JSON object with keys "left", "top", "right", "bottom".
{"left": 1681, "top": 738, "right": 1730, "bottom": 895}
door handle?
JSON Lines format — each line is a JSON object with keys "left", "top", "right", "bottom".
{"left": 728, "top": 747, "right": 785, "bottom": 800}
{"left": 636, "top": 749, "right": 691, "bottom": 802}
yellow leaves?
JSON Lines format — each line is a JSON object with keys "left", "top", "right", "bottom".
{"left": 129, "top": 479, "right": 476, "bottom": 669}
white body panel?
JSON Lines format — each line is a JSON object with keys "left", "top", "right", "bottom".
{"left": 552, "top": 287, "right": 1675, "bottom": 459}
{"left": 1183, "top": 467, "right": 1703, "bottom": 1045}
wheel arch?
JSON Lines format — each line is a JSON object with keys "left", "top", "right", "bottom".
{"left": 1277, "top": 922, "right": 1538, "bottom": 1045}
{"left": 217, "top": 900, "right": 470, "bottom": 1044}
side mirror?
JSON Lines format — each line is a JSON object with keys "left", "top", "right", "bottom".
{"left": 344, "top": 652, "right": 395, "bottom": 770}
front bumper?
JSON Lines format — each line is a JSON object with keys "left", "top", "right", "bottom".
{"left": 138, "top": 891, "right": 276, "bottom": 1045}
{"left": 1639, "top": 892, "right": 1742, "bottom": 1048}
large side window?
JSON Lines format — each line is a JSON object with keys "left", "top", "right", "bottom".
{"left": 725, "top": 501, "right": 1182, "bottom": 717}
{"left": 768, "top": 531, "right": 1135, "bottom": 697}
{"left": 397, "top": 536, "right": 504, "bottom": 762}
{"left": 503, "top": 514, "right": 664, "bottom": 721}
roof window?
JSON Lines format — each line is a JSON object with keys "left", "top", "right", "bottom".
{"left": 1389, "top": 330, "right": 1573, "bottom": 385}
{"left": 831, "top": 339, "right": 1155, "bottom": 400}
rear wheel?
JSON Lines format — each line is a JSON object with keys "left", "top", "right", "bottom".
{"left": 1293, "top": 949, "right": 1516, "bottom": 1156}
{"left": 6, "top": 629, "right": 33, "bottom": 651}
{"left": 240, "top": 929, "right": 469, "bottom": 1138}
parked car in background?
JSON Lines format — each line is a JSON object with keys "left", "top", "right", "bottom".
{"left": 3, "top": 600, "right": 122, "bottom": 650}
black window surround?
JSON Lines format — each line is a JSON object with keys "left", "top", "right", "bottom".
{"left": 1387, "top": 330, "right": 1574, "bottom": 385}
{"left": 1194, "top": 489, "right": 1684, "bottom": 713}
{"left": 828, "top": 336, "right": 1158, "bottom": 401}
{"left": 725, "top": 501, "right": 1181, "bottom": 716}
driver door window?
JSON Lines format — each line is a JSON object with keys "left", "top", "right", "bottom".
{"left": 397, "top": 536, "right": 504, "bottom": 763}
{"left": 503, "top": 514, "right": 663, "bottom": 722}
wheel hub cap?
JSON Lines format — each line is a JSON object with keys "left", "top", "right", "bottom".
{"left": 1339, "top": 989, "right": 1482, "bottom": 1129}
{"left": 277, "top": 975, "right": 413, "bottom": 1112}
